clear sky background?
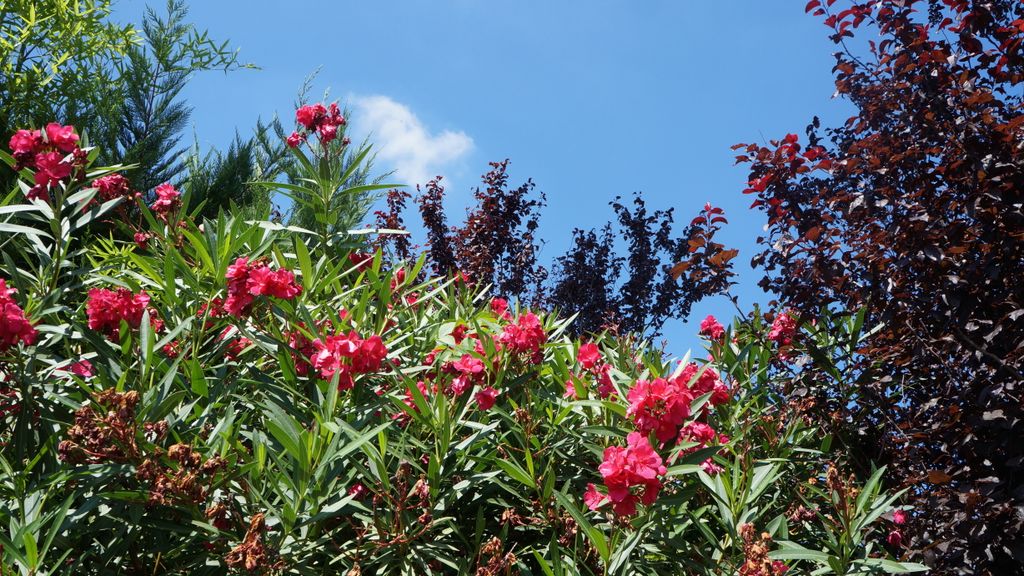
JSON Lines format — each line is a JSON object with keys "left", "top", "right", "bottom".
{"left": 116, "top": 0, "right": 853, "bottom": 357}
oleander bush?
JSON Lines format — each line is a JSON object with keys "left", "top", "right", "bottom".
{"left": 0, "top": 112, "right": 925, "bottom": 575}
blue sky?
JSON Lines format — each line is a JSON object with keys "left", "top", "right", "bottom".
{"left": 117, "top": 0, "right": 852, "bottom": 357}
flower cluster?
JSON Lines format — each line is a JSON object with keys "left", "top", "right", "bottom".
{"left": 9, "top": 123, "right": 86, "bottom": 202}
{"left": 86, "top": 287, "right": 159, "bottom": 339}
{"left": 310, "top": 331, "right": 388, "bottom": 390}
{"left": 626, "top": 378, "right": 693, "bottom": 443}
{"left": 887, "top": 508, "right": 908, "bottom": 548}
{"left": 0, "top": 278, "right": 37, "bottom": 352}
{"left": 565, "top": 342, "right": 616, "bottom": 400}
{"left": 150, "top": 182, "right": 181, "bottom": 220}
{"left": 224, "top": 257, "right": 302, "bottom": 316}
{"left": 585, "top": 432, "right": 667, "bottom": 516}
{"left": 287, "top": 102, "right": 349, "bottom": 148}
{"left": 588, "top": 355, "right": 733, "bottom": 515}
{"left": 699, "top": 314, "right": 726, "bottom": 341}
{"left": 92, "top": 173, "right": 139, "bottom": 203}
{"left": 496, "top": 311, "right": 546, "bottom": 362}
{"left": 767, "top": 311, "right": 797, "bottom": 346}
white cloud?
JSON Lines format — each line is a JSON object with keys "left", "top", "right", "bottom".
{"left": 350, "top": 95, "right": 473, "bottom": 188}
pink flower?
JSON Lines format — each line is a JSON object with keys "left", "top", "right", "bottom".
{"left": 676, "top": 363, "right": 731, "bottom": 407}
{"left": 699, "top": 315, "right": 726, "bottom": 341}
{"left": 317, "top": 122, "right": 338, "bottom": 143}
{"left": 594, "top": 432, "right": 667, "bottom": 516}
{"left": 225, "top": 257, "right": 252, "bottom": 292}
{"left": 474, "top": 386, "right": 498, "bottom": 410}
{"left": 886, "top": 529, "right": 904, "bottom": 548}
{"left": 892, "top": 509, "right": 907, "bottom": 525}
{"left": 450, "top": 375, "right": 471, "bottom": 396}
{"left": 70, "top": 360, "right": 94, "bottom": 378}
{"left": 626, "top": 378, "right": 692, "bottom": 443}
{"left": 0, "top": 279, "right": 37, "bottom": 351}
{"left": 133, "top": 232, "right": 152, "bottom": 250}
{"left": 93, "top": 174, "right": 137, "bottom": 202}
{"left": 584, "top": 483, "right": 606, "bottom": 510}
{"left": 44, "top": 123, "right": 79, "bottom": 152}
{"left": 498, "top": 312, "right": 546, "bottom": 357}
{"left": 310, "top": 330, "right": 387, "bottom": 387}
{"left": 352, "top": 335, "right": 387, "bottom": 373}
{"left": 679, "top": 421, "right": 718, "bottom": 445}
{"left": 700, "top": 459, "right": 724, "bottom": 475}
{"left": 150, "top": 182, "right": 181, "bottom": 216}
{"left": 578, "top": 343, "right": 601, "bottom": 369}
{"left": 247, "top": 266, "right": 302, "bottom": 300}
{"left": 286, "top": 132, "right": 304, "bottom": 148}
{"left": 768, "top": 311, "right": 797, "bottom": 346}
{"left": 563, "top": 377, "right": 579, "bottom": 400}
{"left": 453, "top": 354, "right": 485, "bottom": 375}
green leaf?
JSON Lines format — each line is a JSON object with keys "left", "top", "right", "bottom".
{"left": 493, "top": 457, "right": 536, "bottom": 489}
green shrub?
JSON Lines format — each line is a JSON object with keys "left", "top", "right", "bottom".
{"left": 0, "top": 112, "right": 924, "bottom": 575}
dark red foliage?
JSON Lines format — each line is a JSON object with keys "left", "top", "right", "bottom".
{"left": 416, "top": 161, "right": 549, "bottom": 306}
{"left": 374, "top": 188, "right": 413, "bottom": 261}
{"left": 550, "top": 194, "right": 716, "bottom": 337}
{"left": 738, "top": 1, "right": 1024, "bottom": 572}
{"left": 394, "top": 162, "right": 728, "bottom": 338}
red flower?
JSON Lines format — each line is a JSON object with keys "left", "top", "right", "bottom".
{"left": 296, "top": 104, "right": 327, "bottom": 130}
{"left": 44, "top": 123, "right": 80, "bottom": 152}
{"left": 699, "top": 315, "right": 726, "bottom": 341}
{"left": 348, "top": 251, "right": 374, "bottom": 272}
{"left": 596, "top": 364, "right": 616, "bottom": 399}
{"left": 578, "top": 342, "right": 601, "bottom": 369}
{"left": 70, "top": 360, "right": 94, "bottom": 378}
{"left": 219, "top": 327, "right": 252, "bottom": 361}
{"left": 892, "top": 509, "right": 907, "bottom": 525}
{"left": 627, "top": 377, "right": 692, "bottom": 443}
{"left": 594, "top": 432, "right": 667, "bottom": 516}
{"left": 9, "top": 129, "right": 42, "bottom": 159}
{"left": 0, "top": 279, "right": 37, "bottom": 351}
{"left": 85, "top": 287, "right": 153, "bottom": 339}
{"left": 768, "top": 311, "right": 797, "bottom": 346}
{"left": 490, "top": 297, "right": 511, "bottom": 320}
{"left": 474, "top": 386, "right": 498, "bottom": 410}
{"left": 286, "top": 132, "right": 304, "bottom": 148}
{"left": 93, "top": 174, "right": 137, "bottom": 202}
{"left": 246, "top": 266, "right": 302, "bottom": 300}
{"left": 353, "top": 335, "right": 387, "bottom": 373}
{"left": 887, "top": 529, "right": 904, "bottom": 548}
{"left": 33, "top": 151, "right": 73, "bottom": 187}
